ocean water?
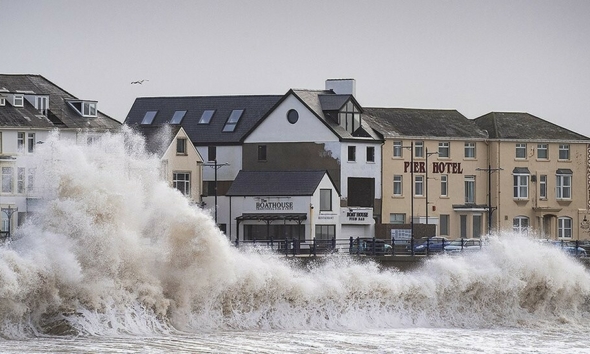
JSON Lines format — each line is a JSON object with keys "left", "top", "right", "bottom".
{"left": 1, "top": 128, "right": 590, "bottom": 353}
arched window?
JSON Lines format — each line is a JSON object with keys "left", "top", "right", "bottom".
{"left": 513, "top": 216, "right": 529, "bottom": 234}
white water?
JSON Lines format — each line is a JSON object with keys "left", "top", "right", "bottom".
{"left": 1, "top": 128, "right": 590, "bottom": 352}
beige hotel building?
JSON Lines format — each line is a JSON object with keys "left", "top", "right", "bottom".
{"left": 364, "top": 109, "right": 590, "bottom": 241}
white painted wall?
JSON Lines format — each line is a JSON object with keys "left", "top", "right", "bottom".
{"left": 196, "top": 145, "right": 242, "bottom": 181}
{"left": 340, "top": 141, "right": 382, "bottom": 199}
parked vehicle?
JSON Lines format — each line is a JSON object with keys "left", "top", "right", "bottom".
{"left": 444, "top": 238, "right": 482, "bottom": 254}
{"left": 411, "top": 236, "right": 450, "bottom": 254}
{"left": 350, "top": 237, "right": 392, "bottom": 255}
{"left": 543, "top": 240, "right": 588, "bottom": 258}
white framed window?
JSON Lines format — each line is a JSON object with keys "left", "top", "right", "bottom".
{"left": 414, "top": 141, "right": 424, "bottom": 158}
{"left": 539, "top": 174, "right": 547, "bottom": 199}
{"left": 393, "top": 175, "right": 402, "bottom": 196}
{"left": 0, "top": 97, "right": 5, "bottom": 106}
{"left": 82, "top": 102, "right": 97, "bottom": 117}
{"left": 559, "top": 144, "right": 570, "bottom": 160}
{"left": 27, "top": 168, "right": 35, "bottom": 193}
{"left": 366, "top": 146, "right": 375, "bottom": 163}
{"left": 558, "top": 217, "right": 572, "bottom": 238}
{"left": 440, "top": 175, "right": 448, "bottom": 196}
{"left": 464, "top": 142, "right": 475, "bottom": 158}
{"left": 464, "top": 176, "right": 475, "bottom": 203}
{"left": 393, "top": 141, "right": 402, "bottom": 157}
{"left": 513, "top": 174, "right": 529, "bottom": 199}
{"left": 415, "top": 175, "right": 424, "bottom": 196}
{"left": 2, "top": 167, "right": 13, "bottom": 193}
{"left": 513, "top": 216, "right": 529, "bottom": 234}
{"left": 389, "top": 213, "right": 405, "bottom": 224}
{"left": 438, "top": 142, "right": 450, "bottom": 158}
{"left": 348, "top": 146, "right": 356, "bottom": 162}
{"left": 516, "top": 143, "right": 527, "bottom": 159}
{"left": 537, "top": 144, "right": 548, "bottom": 159}
{"left": 17, "top": 132, "right": 25, "bottom": 151}
{"left": 320, "top": 189, "right": 332, "bottom": 211}
{"left": 13, "top": 95, "right": 24, "bottom": 107}
{"left": 36, "top": 96, "right": 48, "bottom": 115}
{"left": 173, "top": 172, "right": 191, "bottom": 196}
{"left": 27, "top": 133, "right": 35, "bottom": 153}
{"left": 556, "top": 172, "right": 571, "bottom": 199}
{"left": 17, "top": 167, "right": 25, "bottom": 194}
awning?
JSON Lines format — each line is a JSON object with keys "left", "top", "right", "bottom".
{"left": 513, "top": 167, "right": 530, "bottom": 174}
{"left": 556, "top": 168, "right": 573, "bottom": 174}
{"left": 236, "top": 213, "right": 307, "bottom": 222}
{"left": 452, "top": 204, "right": 488, "bottom": 212}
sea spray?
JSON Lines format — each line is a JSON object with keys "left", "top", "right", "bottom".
{"left": 2, "top": 127, "right": 590, "bottom": 338}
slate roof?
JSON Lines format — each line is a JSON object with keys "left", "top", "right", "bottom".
{"left": 132, "top": 124, "right": 182, "bottom": 157}
{"left": 0, "top": 74, "right": 121, "bottom": 130}
{"left": 474, "top": 112, "right": 590, "bottom": 141}
{"left": 125, "top": 95, "right": 283, "bottom": 145}
{"left": 226, "top": 170, "right": 331, "bottom": 196}
{"left": 362, "top": 107, "right": 488, "bottom": 139}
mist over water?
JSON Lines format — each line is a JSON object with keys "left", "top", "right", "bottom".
{"left": 2, "top": 128, "right": 590, "bottom": 340}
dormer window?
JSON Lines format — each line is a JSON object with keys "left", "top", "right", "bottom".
{"left": 0, "top": 97, "right": 5, "bottom": 106}
{"left": 67, "top": 100, "right": 97, "bottom": 117}
{"left": 35, "top": 96, "right": 48, "bottom": 116}
{"left": 222, "top": 109, "right": 244, "bottom": 132}
{"left": 13, "top": 95, "right": 24, "bottom": 107}
{"left": 338, "top": 100, "right": 361, "bottom": 134}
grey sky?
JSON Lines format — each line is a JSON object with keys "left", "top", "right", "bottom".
{"left": 2, "top": 0, "right": 589, "bottom": 137}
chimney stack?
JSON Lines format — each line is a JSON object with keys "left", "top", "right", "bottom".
{"left": 325, "top": 78, "right": 356, "bottom": 96}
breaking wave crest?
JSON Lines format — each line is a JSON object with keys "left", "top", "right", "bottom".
{"left": 2, "top": 128, "right": 590, "bottom": 339}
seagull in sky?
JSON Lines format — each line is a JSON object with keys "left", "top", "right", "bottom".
{"left": 131, "top": 79, "right": 149, "bottom": 84}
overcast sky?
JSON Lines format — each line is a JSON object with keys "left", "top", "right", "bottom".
{"left": 2, "top": 0, "right": 589, "bottom": 137}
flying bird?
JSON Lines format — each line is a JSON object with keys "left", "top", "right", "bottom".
{"left": 131, "top": 79, "right": 149, "bottom": 84}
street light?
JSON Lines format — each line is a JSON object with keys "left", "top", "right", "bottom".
{"left": 425, "top": 147, "right": 439, "bottom": 229}
{"left": 476, "top": 165, "right": 503, "bottom": 235}
{"left": 1, "top": 205, "right": 18, "bottom": 239}
{"left": 200, "top": 160, "right": 230, "bottom": 224}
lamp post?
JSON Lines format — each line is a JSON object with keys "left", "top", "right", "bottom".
{"left": 200, "top": 160, "right": 229, "bottom": 224}
{"left": 425, "top": 148, "right": 439, "bottom": 229}
{"left": 476, "top": 165, "right": 503, "bottom": 235}
{"left": 1, "top": 205, "right": 17, "bottom": 239}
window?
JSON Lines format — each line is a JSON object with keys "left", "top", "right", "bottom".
{"left": 338, "top": 100, "right": 361, "bottom": 134}
{"left": 539, "top": 175, "right": 547, "bottom": 199}
{"left": 440, "top": 215, "right": 450, "bottom": 236}
{"left": 464, "top": 142, "right": 475, "bottom": 158}
{"left": 415, "top": 175, "right": 424, "bottom": 196}
{"left": 27, "top": 133, "right": 35, "bottom": 153}
{"left": 559, "top": 144, "right": 570, "bottom": 160}
{"left": 513, "top": 216, "right": 529, "bottom": 234}
{"left": 393, "top": 175, "right": 403, "bottom": 196}
{"left": 558, "top": 217, "right": 572, "bottom": 238}
{"left": 0, "top": 97, "right": 5, "bottom": 106}
{"left": 27, "top": 168, "right": 35, "bottom": 193}
{"left": 438, "top": 142, "right": 449, "bottom": 158}
{"left": 36, "top": 96, "right": 48, "bottom": 115}
{"left": 464, "top": 176, "right": 475, "bottom": 203}
{"left": 389, "top": 213, "right": 405, "bottom": 224}
{"left": 17, "top": 132, "right": 25, "bottom": 151}
{"left": 176, "top": 138, "right": 187, "bottom": 155}
{"left": 0, "top": 132, "right": 2, "bottom": 154}
{"left": 222, "top": 109, "right": 244, "bottom": 132}
{"left": 287, "top": 109, "right": 299, "bottom": 124}
{"left": 556, "top": 171, "right": 572, "bottom": 199}
{"left": 173, "top": 172, "right": 191, "bottom": 196}
{"left": 315, "top": 224, "right": 335, "bottom": 240}
{"left": 207, "top": 146, "right": 216, "bottom": 161}
{"left": 366, "top": 146, "right": 375, "bottom": 162}
{"left": 2, "top": 167, "right": 13, "bottom": 193}
{"left": 257, "top": 145, "right": 267, "bottom": 161}
{"left": 17, "top": 168, "right": 25, "bottom": 194}
{"left": 460, "top": 215, "right": 467, "bottom": 238}
{"left": 82, "top": 102, "right": 97, "bottom": 117}
{"left": 170, "top": 110, "right": 186, "bottom": 124}
{"left": 513, "top": 173, "right": 529, "bottom": 199}
{"left": 348, "top": 146, "right": 356, "bottom": 162}
{"left": 473, "top": 215, "right": 482, "bottom": 238}
{"left": 440, "top": 175, "right": 448, "bottom": 196}
{"left": 537, "top": 144, "right": 548, "bottom": 159}
{"left": 141, "top": 111, "right": 157, "bottom": 125}
{"left": 516, "top": 143, "right": 527, "bottom": 159}
{"left": 393, "top": 141, "right": 402, "bottom": 157}
{"left": 198, "top": 110, "right": 215, "bottom": 124}
{"left": 320, "top": 189, "right": 332, "bottom": 211}
{"left": 13, "top": 95, "right": 24, "bottom": 107}
{"left": 414, "top": 141, "right": 424, "bottom": 158}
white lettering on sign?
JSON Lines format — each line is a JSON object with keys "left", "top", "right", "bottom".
{"left": 256, "top": 201, "right": 294, "bottom": 210}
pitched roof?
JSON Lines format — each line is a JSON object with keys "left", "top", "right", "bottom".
{"left": 474, "top": 112, "right": 590, "bottom": 140}
{"left": 226, "top": 170, "right": 330, "bottom": 196}
{"left": 362, "top": 107, "right": 488, "bottom": 139}
{"left": 0, "top": 74, "right": 121, "bottom": 130}
{"left": 132, "top": 124, "right": 182, "bottom": 157}
{"left": 124, "top": 95, "right": 283, "bottom": 145}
